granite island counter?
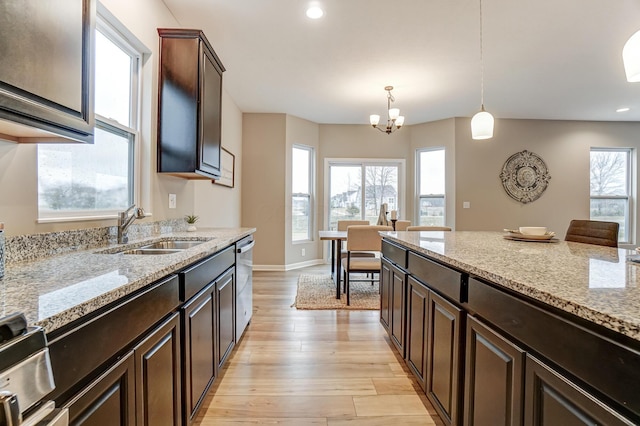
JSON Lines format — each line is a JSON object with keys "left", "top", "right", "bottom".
{"left": 380, "top": 230, "right": 640, "bottom": 425}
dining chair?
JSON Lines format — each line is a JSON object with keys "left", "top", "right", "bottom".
{"left": 336, "top": 220, "right": 375, "bottom": 284}
{"left": 564, "top": 220, "right": 619, "bottom": 247}
{"left": 341, "top": 225, "right": 392, "bottom": 305}
{"left": 395, "top": 220, "right": 411, "bottom": 231}
{"left": 406, "top": 225, "right": 452, "bottom": 231}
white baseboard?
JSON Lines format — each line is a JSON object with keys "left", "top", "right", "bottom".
{"left": 253, "top": 258, "right": 325, "bottom": 272}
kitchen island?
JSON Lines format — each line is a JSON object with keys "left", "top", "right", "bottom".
{"left": 380, "top": 230, "right": 640, "bottom": 426}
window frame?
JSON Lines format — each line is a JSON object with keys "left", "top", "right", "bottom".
{"left": 589, "top": 147, "right": 633, "bottom": 244}
{"left": 36, "top": 8, "right": 145, "bottom": 223}
{"left": 292, "top": 144, "right": 315, "bottom": 242}
{"left": 416, "top": 147, "right": 446, "bottom": 227}
{"left": 324, "top": 158, "right": 405, "bottom": 230}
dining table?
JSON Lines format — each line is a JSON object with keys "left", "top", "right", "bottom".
{"left": 318, "top": 230, "right": 347, "bottom": 299}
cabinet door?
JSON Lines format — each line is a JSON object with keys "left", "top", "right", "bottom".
{"left": 65, "top": 352, "right": 135, "bottom": 426}
{"left": 406, "top": 277, "right": 429, "bottom": 390}
{"left": 198, "top": 46, "right": 222, "bottom": 177}
{"left": 426, "top": 291, "right": 464, "bottom": 426}
{"left": 390, "top": 263, "right": 406, "bottom": 356}
{"left": 524, "top": 355, "right": 634, "bottom": 426}
{"left": 182, "top": 282, "right": 216, "bottom": 422}
{"left": 216, "top": 268, "right": 235, "bottom": 368}
{"left": 0, "top": 0, "right": 95, "bottom": 143}
{"left": 134, "top": 313, "right": 181, "bottom": 426}
{"left": 464, "top": 315, "right": 524, "bottom": 426}
{"left": 380, "top": 259, "right": 392, "bottom": 331}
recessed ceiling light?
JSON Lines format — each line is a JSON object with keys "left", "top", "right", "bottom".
{"left": 616, "top": 107, "right": 631, "bottom": 112}
{"left": 306, "top": 6, "right": 324, "bottom": 19}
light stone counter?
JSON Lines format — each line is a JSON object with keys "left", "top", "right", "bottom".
{"left": 0, "top": 227, "right": 254, "bottom": 333}
{"left": 383, "top": 231, "right": 640, "bottom": 342}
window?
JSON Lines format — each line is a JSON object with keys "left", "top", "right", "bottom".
{"left": 37, "top": 12, "right": 142, "bottom": 221}
{"left": 327, "top": 159, "right": 404, "bottom": 230}
{"left": 292, "top": 145, "right": 314, "bottom": 241}
{"left": 590, "top": 148, "right": 632, "bottom": 242}
{"left": 417, "top": 148, "right": 445, "bottom": 226}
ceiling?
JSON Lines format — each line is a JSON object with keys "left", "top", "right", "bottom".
{"left": 162, "top": 0, "right": 640, "bottom": 126}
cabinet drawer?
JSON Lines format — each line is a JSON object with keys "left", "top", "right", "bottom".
{"left": 408, "top": 252, "right": 465, "bottom": 303}
{"left": 382, "top": 239, "right": 407, "bottom": 269}
{"left": 468, "top": 277, "right": 640, "bottom": 421}
{"left": 181, "top": 245, "right": 234, "bottom": 301}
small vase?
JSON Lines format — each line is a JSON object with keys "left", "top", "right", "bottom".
{"left": 187, "top": 225, "right": 197, "bottom": 232}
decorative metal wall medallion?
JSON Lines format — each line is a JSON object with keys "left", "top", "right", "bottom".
{"left": 499, "top": 150, "right": 551, "bottom": 204}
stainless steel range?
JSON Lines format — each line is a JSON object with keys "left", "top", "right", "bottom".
{"left": 0, "top": 313, "right": 68, "bottom": 426}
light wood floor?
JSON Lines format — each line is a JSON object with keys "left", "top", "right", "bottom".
{"left": 193, "top": 265, "right": 444, "bottom": 425}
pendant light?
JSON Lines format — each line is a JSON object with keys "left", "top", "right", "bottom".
{"left": 471, "top": 0, "right": 494, "bottom": 140}
{"left": 623, "top": 30, "right": 640, "bottom": 82}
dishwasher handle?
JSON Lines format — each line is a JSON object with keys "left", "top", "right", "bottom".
{"left": 236, "top": 240, "right": 255, "bottom": 254}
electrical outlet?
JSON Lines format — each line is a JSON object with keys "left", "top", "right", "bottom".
{"left": 463, "top": 201, "right": 471, "bottom": 209}
{"left": 169, "top": 193, "right": 177, "bottom": 209}
{"left": 301, "top": 248, "right": 306, "bottom": 256}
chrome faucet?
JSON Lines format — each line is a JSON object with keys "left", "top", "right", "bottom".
{"left": 117, "top": 204, "right": 146, "bottom": 244}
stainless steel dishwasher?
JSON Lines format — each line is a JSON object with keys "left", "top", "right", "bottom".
{"left": 235, "top": 236, "right": 254, "bottom": 341}
{"left": 0, "top": 314, "right": 68, "bottom": 426}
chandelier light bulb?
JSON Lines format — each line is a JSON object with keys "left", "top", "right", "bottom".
{"left": 370, "top": 114, "right": 380, "bottom": 126}
{"left": 471, "top": 108, "right": 494, "bottom": 140}
{"left": 395, "top": 116, "right": 405, "bottom": 127}
{"left": 388, "top": 108, "right": 400, "bottom": 120}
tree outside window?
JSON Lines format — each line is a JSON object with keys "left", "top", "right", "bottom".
{"left": 590, "top": 148, "right": 631, "bottom": 242}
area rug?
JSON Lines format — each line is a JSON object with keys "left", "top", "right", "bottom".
{"left": 293, "top": 274, "right": 380, "bottom": 310}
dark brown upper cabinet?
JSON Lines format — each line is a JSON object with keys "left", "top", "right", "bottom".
{"left": 0, "top": 0, "right": 95, "bottom": 143}
{"left": 157, "top": 29, "right": 225, "bottom": 180}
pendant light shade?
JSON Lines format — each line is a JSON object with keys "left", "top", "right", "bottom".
{"left": 471, "top": 107, "right": 494, "bottom": 140}
{"left": 623, "top": 30, "right": 640, "bottom": 82}
{"left": 471, "top": 0, "right": 494, "bottom": 140}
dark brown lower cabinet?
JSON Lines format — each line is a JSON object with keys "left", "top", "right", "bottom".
{"left": 65, "top": 314, "right": 182, "bottom": 426}
{"left": 133, "top": 313, "right": 181, "bottom": 426}
{"left": 216, "top": 267, "right": 235, "bottom": 368}
{"left": 182, "top": 282, "right": 216, "bottom": 423}
{"left": 464, "top": 315, "right": 524, "bottom": 426}
{"left": 380, "top": 260, "right": 392, "bottom": 331}
{"left": 426, "top": 291, "right": 464, "bottom": 426}
{"left": 524, "top": 355, "right": 634, "bottom": 426}
{"left": 390, "top": 262, "right": 407, "bottom": 356}
{"left": 65, "top": 350, "right": 136, "bottom": 425}
{"left": 406, "top": 276, "right": 429, "bottom": 390}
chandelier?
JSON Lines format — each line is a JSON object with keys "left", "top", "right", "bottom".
{"left": 369, "top": 86, "right": 405, "bottom": 134}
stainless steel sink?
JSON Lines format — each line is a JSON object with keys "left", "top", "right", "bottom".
{"left": 140, "top": 240, "right": 204, "bottom": 250}
{"left": 121, "top": 248, "right": 183, "bottom": 255}
{"left": 97, "top": 239, "right": 208, "bottom": 255}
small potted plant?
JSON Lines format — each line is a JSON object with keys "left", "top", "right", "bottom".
{"left": 185, "top": 214, "right": 199, "bottom": 232}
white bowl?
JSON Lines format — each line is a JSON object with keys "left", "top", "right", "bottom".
{"left": 519, "top": 226, "right": 547, "bottom": 236}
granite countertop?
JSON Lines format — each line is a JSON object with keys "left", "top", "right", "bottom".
{"left": 383, "top": 231, "right": 640, "bottom": 342}
{"left": 0, "top": 227, "right": 254, "bottom": 334}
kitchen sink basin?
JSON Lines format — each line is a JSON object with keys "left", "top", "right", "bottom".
{"left": 121, "top": 248, "right": 183, "bottom": 255}
{"left": 139, "top": 240, "right": 204, "bottom": 250}
{"left": 97, "top": 238, "right": 210, "bottom": 255}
